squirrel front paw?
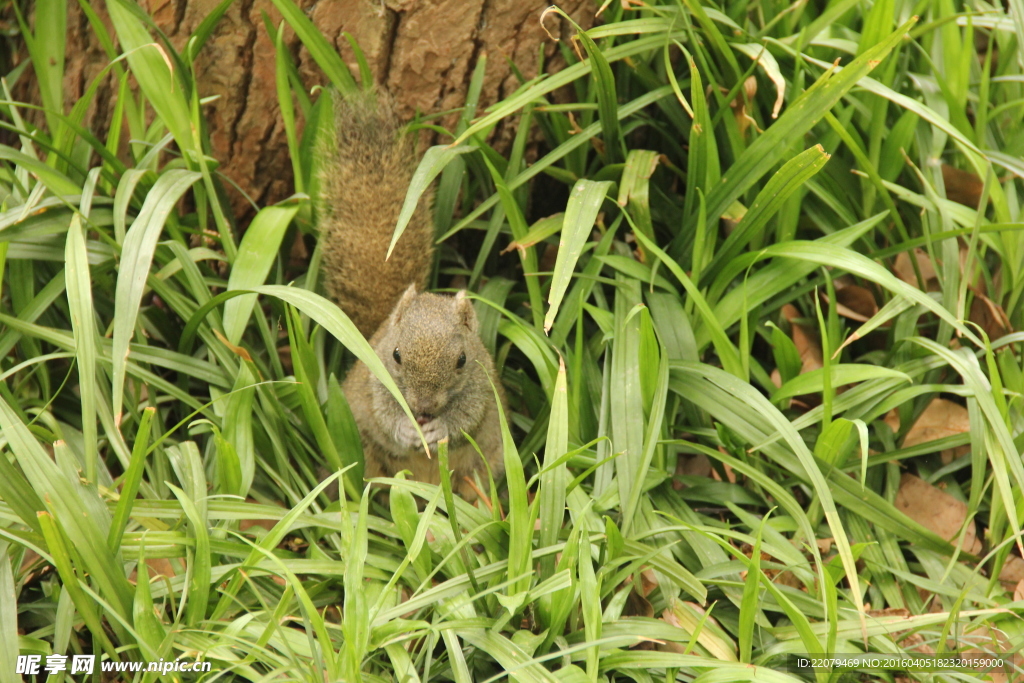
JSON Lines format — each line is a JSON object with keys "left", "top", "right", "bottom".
{"left": 395, "top": 417, "right": 449, "bottom": 451}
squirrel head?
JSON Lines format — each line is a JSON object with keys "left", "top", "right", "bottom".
{"left": 377, "top": 285, "right": 484, "bottom": 424}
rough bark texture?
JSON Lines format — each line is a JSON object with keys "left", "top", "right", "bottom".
{"left": 16, "top": 0, "right": 594, "bottom": 221}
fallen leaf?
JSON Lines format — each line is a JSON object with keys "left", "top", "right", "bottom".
{"left": 659, "top": 599, "right": 735, "bottom": 661}
{"left": 781, "top": 304, "right": 823, "bottom": 373}
{"left": 894, "top": 249, "right": 939, "bottom": 291}
{"left": 894, "top": 473, "right": 982, "bottom": 554}
{"left": 625, "top": 586, "right": 655, "bottom": 618}
{"left": 829, "top": 283, "right": 879, "bottom": 322}
{"left": 885, "top": 398, "right": 972, "bottom": 464}
{"left": 895, "top": 630, "right": 935, "bottom": 655}
{"left": 903, "top": 399, "right": 971, "bottom": 446}
{"left": 1000, "top": 555, "right": 1024, "bottom": 584}
{"left": 710, "top": 458, "right": 736, "bottom": 483}
{"left": 129, "top": 557, "right": 177, "bottom": 582}
{"left": 941, "top": 164, "right": 984, "bottom": 208}
{"left": 239, "top": 497, "right": 286, "bottom": 532}
{"left": 1015, "top": 578, "right": 1024, "bottom": 602}
{"left": 954, "top": 625, "right": 1022, "bottom": 683}
{"left": 288, "top": 229, "right": 309, "bottom": 269}
{"left": 895, "top": 243, "right": 987, "bottom": 295}
{"left": 969, "top": 290, "right": 1012, "bottom": 341}
{"left": 640, "top": 568, "right": 659, "bottom": 596}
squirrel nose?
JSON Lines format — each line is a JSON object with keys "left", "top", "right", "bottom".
{"left": 415, "top": 414, "right": 434, "bottom": 426}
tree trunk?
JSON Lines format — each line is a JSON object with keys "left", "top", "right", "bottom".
{"left": 19, "top": 0, "right": 594, "bottom": 220}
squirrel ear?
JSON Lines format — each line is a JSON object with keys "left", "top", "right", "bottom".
{"left": 454, "top": 290, "right": 478, "bottom": 333}
{"left": 390, "top": 284, "right": 418, "bottom": 325}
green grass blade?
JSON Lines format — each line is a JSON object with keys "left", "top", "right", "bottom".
{"left": 387, "top": 144, "right": 475, "bottom": 260}
{"left": 167, "top": 482, "right": 211, "bottom": 626}
{"left": 268, "top": 0, "right": 356, "bottom": 92}
{"left": 703, "top": 18, "right": 917, "bottom": 225}
{"left": 106, "top": 0, "right": 196, "bottom": 156}
{"left": 704, "top": 145, "right": 829, "bottom": 278}
{"left": 539, "top": 357, "right": 569, "bottom": 584}
{"left": 223, "top": 203, "right": 298, "bottom": 344}
{"left": 36, "top": 513, "right": 121, "bottom": 662}
{"left": 64, "top": 214, "right": 99, "bottom": 482}
{"left": 545, "top": 180, "right": 613, "bottom": 333}
{"left": 253, "top": 285, "right": 424, "bottom": 449}
{"left": 0, "top": 394, "right": 134, "bottom": 623}
{"left": 0, "top": 543, "right": 17, "bottom": 683}
{"left": 112, "top": 169, "right": 202, "bottom": 422}
{"left": 108, "top": 407, "right": 154, "bottom": 551}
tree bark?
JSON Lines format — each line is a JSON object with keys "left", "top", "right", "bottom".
{"left": 18, "top": 0, "right": 594, "bottom": 221}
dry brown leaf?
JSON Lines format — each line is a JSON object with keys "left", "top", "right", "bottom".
{"left": 896, "top": 630, "right": 936, "bottom": 655}
{"left": 710, "top": 458, "right": 736, "bottom": 483}
{"left": 640, "top": 568, "right": 658, "bottom": 596}
{"left": 969, "top": 290, "right": 1012, "bottom": 341}
{"left": 19, "top": 550, "right": 41, "bottom": 574}
{"left": 830, "top": 283, "right": 879, "bottom": 322}
{"left": 657, "top": 608, "right": 688, "bottom": 654}
{"left": 883, "top": 408, "right": 900, "bottom": 434}
{"left": 999, "top": 555, "right": 1024, "bottom": 584}
{"left": 772, "top": 569, "right": 804, "bottom": 589}
{"left": 886, "top": 398, "right": 972, "bottom": 464}
{"left": 816, "top": 538, "right": 834, "bottom": 554}
{"left": 941, "top": 163, "right": 984, "bottom": 208}
{"left": 1014, "top": 578, "right": 1024, "bottom": 602}
{"left": 781, "top": 304, "right": 823, "bottom": 373}
{"left": 902, "top": 398, "right": 971, "bottom": 446}
{"left": 894, "top": 249, "right": 940, "bottom": 291}
{"left": 626, "top": 587, "right": 655, "bottom": 618}
{"left": 895, "top": 243, "right": 989, "bottom": 296}
{"left": 954, "top": 625, "right": 1022, "bottom": 683}
{"left": 895, "top": 473, "right": 982, "bottom": 554}
{"left": 129, "top": 557, "right": 177, "bottom": 583}
{"left": 239, "top": 497, "right": 285, "bottom": 532}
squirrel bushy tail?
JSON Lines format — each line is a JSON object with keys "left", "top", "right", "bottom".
{"left": 318, "top": 90, "right": 435, "bottom": 338}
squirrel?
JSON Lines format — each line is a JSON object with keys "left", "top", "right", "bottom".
{"left": 317, "top": 90, "right": 506, "bottom": 501}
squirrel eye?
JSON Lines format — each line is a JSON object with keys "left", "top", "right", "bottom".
{"left": 393, "top": 348, "right": 401, "bottom": 364}
{"left": 456, "top": 352, "right": 466, "bottom": 369}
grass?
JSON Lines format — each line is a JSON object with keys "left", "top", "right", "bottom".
{"left": 1, "top": 0, "right": 1023, "bottom": 681}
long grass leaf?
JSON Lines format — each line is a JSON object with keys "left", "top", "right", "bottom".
{"left": 64, "top": 214, "right": 99, "bottom": 481}
{"left": 268, "top": 0, "right": 356, "bottom": 92}
{"left": 387, "top": 144, "right": 475, "bottom": 259}
{"left": 703, "top": 18, "right": 916, "bottom": 224}
{"left": 112, "top": 170, "right": 202, "bottom": 421}
{"left": 223, "top": 203, "right": 298, "bottom": 344}
{"left": 545, "top": 180, "right": 613, "bottom": 333}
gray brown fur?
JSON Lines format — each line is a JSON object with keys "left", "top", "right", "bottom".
{"left": 343, "top": 287, "right": 506, "bottom": 501}
{"left": 318, "top": 90, "right": 435, "bottom": 338}
{"left": 318, "top": 92, "right": 505, "bottom": 500}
